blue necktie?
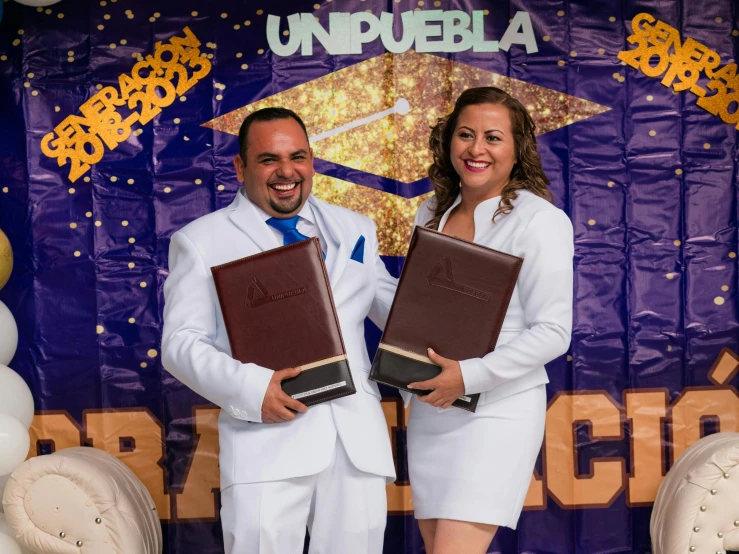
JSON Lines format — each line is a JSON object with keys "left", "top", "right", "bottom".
{"left": 266, "top": 216, "right": 310, "bottom": 246}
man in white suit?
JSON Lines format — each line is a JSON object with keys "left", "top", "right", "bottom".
{"left": 161, "top": 107, "right": 397, "bottom": 554}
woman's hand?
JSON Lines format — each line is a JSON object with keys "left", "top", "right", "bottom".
{"left": 408, "top": 349, "right": 466, "bottom": 409}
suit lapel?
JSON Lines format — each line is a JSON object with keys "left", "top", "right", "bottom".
{"left": 309, "top": 196, "right": 349, "bottom": 287}
{"left": 227, "top": 189, "right": 281, "bottom": 252}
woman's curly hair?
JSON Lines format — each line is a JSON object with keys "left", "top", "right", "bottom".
{"left": 426, "top": 87, "right": 552, "bottom": 230}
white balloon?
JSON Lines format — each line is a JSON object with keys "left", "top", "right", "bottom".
{"left": 0, "top": 415, "right": 28, "bottom": 476}
{"left": 0, "top": 301, "right": 17, "bottom": 366}
{"left": 0, "top": 366, "right": 33, "bottom": 429}
{"left": 0, "top": 474, "right": 8, "bottom": 513}
{"left": 13, "top": 0, "right": 62, "bottom": 7}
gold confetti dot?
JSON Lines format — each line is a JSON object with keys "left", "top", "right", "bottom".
{"left": 128, "top": 317, "right": 135, "bottom": 324}
{"left": 733, "top": 30, "right": 739, "bottom": 37}
{"left": 557, "top": 60, "right": 565, "bottom": 67}
{"left": 70, "top": 222, "right": 77, "bottom": 229}
{"left": 69, "top": 188, "right": 76, "bottom": 194}
{"left": 218, "top": 185, "right": 225, "bottom": 191}
{"left": 74, "top": 251, "right": 81, "bottom": 257}
{"left": 31, "top": 90, "right": 38, "bottom": 96}
{"left": 134, "top": 129, "right": 143, "bottom": 136}
{"left": 147, "top": 349, "right": 157, "bottom": 357}
{"left": 609, "top": 16, "right": 616, "bottom": 22}
{"left": 434, "top": 0, "right": 441, "bottom": 5}
{"left": 730, "top": 252, "right": 737, "bottom": 258}
{"left": 97, "top": 24, "right": 104, "bottom": 30}
{"left": 12, "top": 39, "right": 20, "bottom": 47}
{"left": 86, "top": 212, "right": 92, "bottom": 217}
{"left": 149, "top": 16, "right": 155, "bottom": 21}
{"left": 557, "top": 9, "right": 565, "bottom": 16}
{"left": 236, "top": 52, "right": 243, "bottom": 58}
{"left": 283, "top": 29, "right": 289, "bottom": 36}
{"left": 715, "top": 296, "right": 725, "bottom": 305}
{"left": 96, "top": 325, "right": 104, "bottom": 334}
{"left": 27, "top": 72, "right": 35, "bottom": 79}
{"left": 18, "top": 29, "right": 24, "bottom": 35}
{"left": 0, "top": 56, "right": 6, "bottom": 61}
{"left": 180, "top": 96, "right": 187, "bottom": 102}
{"left": 191, "top": 11, "right": 198, "bottom": 16}
{"left": 127, "top": 178, "right": 134, "bottom": 184}
{"left": 256, "top": 9, "right": 263, "bottom": 15}
{"left": 607, "top": 181, "right": 615, "bottom": 187}
{"left": 140, "top": 282, "right": 148, "bottom": 288}
{"left": 1, "top": 187, "right": 7, "bottom": 194}
{"left": 164, "top": 187, "right": 172, "bottom": 193}
{"left": 37, "top": 7, "right": 42, "bottom": 12}
{"left": 125, "top": 8, "right": 131, "bottom": 13}
{"left": 110, "top": 176, "right": 118, "bottom": 182}
{"left": 195, "top": 179, "right": 202, "bottom": 185}
{"left": 542, "top": 35, "right": 550, "bottom": 42}
{"left": 128, "top": 237, "right": 135, "bottom": 244}
{"left": 84, "top": 177, "right": 90, "bottom": 182}
{"left": 258, "top": 48, "right": 264, "bottom": 54}
{"left": 570, "top": 51, "right": 577, "bottom": 57}
{"left": 95, "top": 84, "right": 103, "bottom": 90}
{"left": 598, "top": 48, "right": 605, "bottom": 54}
{"left": 612, "top": 72, "right": 621, "bottom": 79}
{"left": 184, "top": 136, "right": 190, "bottom": 141}
{"left": 715, "top": 17, "right": 723, "bottom": 23}
{"left": 110, "top": 43, "right": 117, "bottom": 49}
{"left": 587, "top": 219, "right": 596, "bottom": 226}
{"left": 721, "top": 285, "right": 729, "bottom": 292}
{"left": 100, "top": 0, "right": 106, "bottom": 5}
{"left": 566, "top": 355, "right": 572, "bottom": 361}
{"left": 121, "top": 220, "right": 129, "bottom": 226}
{"left": 703, "top": 142, "right": 711, "bottom": 149}
{"left": 241, "top": 63, "right": 248, "bottom": 70}
{"left": 154, "top": 12, "right": 160, "bottom": 17}
{"left": 140, "top": 362, "right": 148, "bottom": 368}
{"left": 675, "top": 168, "right": 683, "bottom": 175}
{"left": 666, "top": 273, "right": 675, "bottom": 279}
{"left": 649, "top": 130, "right": 656, "bottom": 137}
{"left": 646, "top": 95, "right": 653, "bottom": 101}
{"left": 234, "top": 24, "right": 241, "bottom": 30}
{"left": 221, "top": 12, "right": 228, "bottom": 18}
{"left": 419, "top": 0, "right": 425, "bottom": 5}
{"left": 119, "top": 39, "right": 127, "bottom": 45}
{"left": 207, "top": 53, "right": 214, "bottom": 59}
{"left": 173, "top": 118, "right": 181, "bottom": 124}
{"left": 23, "top": 82, "right": 30, "bottom": 88}
{"left": 45, "top": 9, "right": 51, "bottom": 14}
{"left": 667, "top": 345, "right": 672, "bottom": 351}
{"left": 216, "top": 94, "right": 223, "bottom": 101}
{"left": 104, "top": 14, "right": 110, "bottom": 19}
{"left": 674, "top": 240, "right": 681, "bottom": 246}
{"left": 95, "top": 220, "right": 102, "bottom": 227}
{"left": 128, "top": 262, "right": 135, "bottom": 269}
{"left": 127, "top": 13, "right": 133, "bottom": 19}
{"left": 68, "top": 57, "right": 74, "bottom": 62}
{"left": 314, "top": 3, "right": 320, "bottom": 8}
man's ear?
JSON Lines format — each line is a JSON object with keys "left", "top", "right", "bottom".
{"left": 233, "top": 154, "right": 245, "bottom": 183}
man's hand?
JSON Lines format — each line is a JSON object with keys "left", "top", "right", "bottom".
{"left": 261, "top": 367, "right": 308, "bottom": 423}
{"left": 408, "top": 349, "right": 466, "bottom": 410}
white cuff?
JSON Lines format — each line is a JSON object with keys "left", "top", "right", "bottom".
{"left": 239, "top": 363, "right": 274, "bottom": 422}
{"left": 459, "top": 358, "right": 498, "bottom": 396}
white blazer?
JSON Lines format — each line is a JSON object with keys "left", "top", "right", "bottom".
{"left": 414, "top": 190, "right": 574, "bottom": 406}
{"left": 162, "top": 191, "right": 398, "bottom": 488}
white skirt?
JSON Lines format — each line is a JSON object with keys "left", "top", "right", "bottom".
{"left": 407, "top": 384, "right": 546, "bottom": 529}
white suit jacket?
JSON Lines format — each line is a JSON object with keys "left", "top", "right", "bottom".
{"left": 162, "top": 191, "right": 398, "bottom": 487}
{"left": 414, "top": 190, "right": 574, "bottom": 407}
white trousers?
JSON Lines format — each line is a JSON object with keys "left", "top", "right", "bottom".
{"left": 220, "top": 439, "right": 387, "bottom": 554}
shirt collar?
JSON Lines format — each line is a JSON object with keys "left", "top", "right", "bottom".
{"left": 438, "top": 192, "right": 502, "bottom": 235}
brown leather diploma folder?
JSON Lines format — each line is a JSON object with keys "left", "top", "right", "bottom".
{"left": 369, "top": 226, "right": 522, "bottom": 412}
{"left": 211, "top": 238, "right": 355, "bottom": 407}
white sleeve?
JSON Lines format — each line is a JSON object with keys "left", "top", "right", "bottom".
{"left": 458, "top": 210, "right": 574, "bottom": 395}
{"left": 161, "top": 231, "right": 274, "bottom": 423}
{"left": 367, "top": 219, "right": 398, "bottom": 330}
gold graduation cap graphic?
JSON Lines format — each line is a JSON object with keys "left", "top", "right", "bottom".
{"left": 204, "top": 51, "right": 609, "bottom": 255}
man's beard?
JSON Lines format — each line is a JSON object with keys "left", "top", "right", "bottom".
{"left": 269, "top": 185, "right": 303, "bottom": 214}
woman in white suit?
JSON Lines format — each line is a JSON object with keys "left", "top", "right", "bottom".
{"left": 407, "top": 87, "right": 574, "bottom": 553}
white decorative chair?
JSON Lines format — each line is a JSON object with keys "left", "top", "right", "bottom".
{"left": 2, "top": 447, "right": 162, "bottom": 553}
{"left": 651, "top": 432, "right": 739, "bottom": 554}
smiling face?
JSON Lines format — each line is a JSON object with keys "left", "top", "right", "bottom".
{"left": 233, "top": 117, "right": 314, "bottom": 218}
{"left": 449, "top": 103, "right": 517, "bottom": 199}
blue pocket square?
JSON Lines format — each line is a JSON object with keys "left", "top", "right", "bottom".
{"left": 350, "top": 235, "right": 365, "bottom": 263}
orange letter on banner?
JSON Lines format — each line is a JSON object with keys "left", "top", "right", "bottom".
{"left": 545, "top": 392, "right": 625, "bottom": 508}
{"left": 625, "top": 390, "right": 668, "bottom": 505}
{"left": 523, "top": 470, "right": 546, "bottom": 509}
{"left": 27, "top": 411, "right": 83, "bottom": 460}
{"left": 382, "top": 398, "right": 413, "bottom": 513}
{"left": 175, "top": 407, "right": 221, "bottom": 520}
{"left": 84, "top": 409, "right": 171, "bottom": 519}
{"left": 671, "top": 388, "right": 739, "bottom": 462}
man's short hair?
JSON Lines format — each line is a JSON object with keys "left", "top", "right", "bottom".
{"left": 237, "top": 107, "right": 309, "bottom": 162}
